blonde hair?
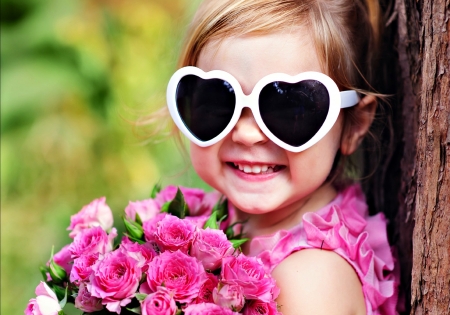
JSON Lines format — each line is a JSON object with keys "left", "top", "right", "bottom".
{"left": 179, "top": 0, "right": 382, "bottom": 94}
{"left": 170, "top": 0, "right": 384, "bottom": 183}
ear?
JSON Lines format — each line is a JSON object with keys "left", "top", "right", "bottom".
{"left": 340, "top": 95, "right": 377, "bottom": 155}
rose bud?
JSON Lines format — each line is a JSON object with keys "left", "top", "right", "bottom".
{"left": 48, "top": 259, "right": 67, "bottom": 284}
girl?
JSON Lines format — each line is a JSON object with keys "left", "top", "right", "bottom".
{"left": 165, "top": 0, "right": 398, "bottom": 314}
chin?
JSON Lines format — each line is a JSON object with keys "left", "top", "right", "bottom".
{"left": 229, "top": 197, "right": 278, "bottom": 215}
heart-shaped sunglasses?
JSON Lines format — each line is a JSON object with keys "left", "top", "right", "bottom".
{"left": 167, "top": 66, "right": 359, "bottom": 152}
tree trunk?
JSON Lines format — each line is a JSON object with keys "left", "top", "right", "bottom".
{"left": 364, "top": 0, "right": 449, "bottom": 314}
{"left": 396, "top": 0, "right": 450, "bottom": 314}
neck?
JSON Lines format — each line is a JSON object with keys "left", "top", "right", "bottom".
{"left": 236, "top": 183, "right": 338, "bottom": 245}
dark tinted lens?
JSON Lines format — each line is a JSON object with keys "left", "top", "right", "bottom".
{"left": 259, "top": 80, "right": 329, "bottom": 147}
{"left": 176, "top": 75, "right": 236, "bottom": 141}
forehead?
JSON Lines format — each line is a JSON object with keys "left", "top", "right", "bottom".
{"left": 196, "top": 28, "right": 324, "bottom": 93}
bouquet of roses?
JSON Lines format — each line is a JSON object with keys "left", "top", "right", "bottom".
{"left": 25, "top": 185, "right": 280, "bottom": 315}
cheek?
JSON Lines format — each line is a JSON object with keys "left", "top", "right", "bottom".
{"left": 189, "top": 143, "right": 218, "bottom": 186}
{"left": 332, "top": 114, "right": 345, "bottom": 151}
{"left": 288, "top": 116, "right": 344, "bottom": 183}
{"left": 190, "top": 144, "right": 205, "bottom": 176}
{"left": 288, "top": 151, "right": 334, "bottom": 184}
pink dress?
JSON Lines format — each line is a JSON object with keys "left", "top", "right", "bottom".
{"left": 246, "top": 185, "right": 399, "bottom": 315}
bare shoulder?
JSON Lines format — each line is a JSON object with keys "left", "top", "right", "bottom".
{"left": 272, "top": 249, "right": 366, "bottom": 315}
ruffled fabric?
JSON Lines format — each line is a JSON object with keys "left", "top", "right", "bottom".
{"left": 247, "top": 185, "right": 399, "bottom": 315}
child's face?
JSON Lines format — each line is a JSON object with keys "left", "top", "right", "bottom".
{"left": 190, "top": 29, "right": 344, "bottom": 216}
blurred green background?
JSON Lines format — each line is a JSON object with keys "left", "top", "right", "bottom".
{"left": 1, "top": 0, "right": 207, "bottom": 313}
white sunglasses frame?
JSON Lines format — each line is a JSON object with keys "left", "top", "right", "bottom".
{"left": 167, "top": 66, "right": 360, "bottom": 153}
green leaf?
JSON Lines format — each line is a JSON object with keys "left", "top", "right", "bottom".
{"left": 166, "top": 188, "right": 190, "bottom": 219}
{"left": 212, "top": 196, "right": 228, "bottom": 221}
{"left": 218, "top": 214, "right": 228, "bottom": 225}
{"left": 160, "top": 201, "right": 170, "bottom": 213}
{"left": 52, "top": 285, "right": 67, "bottom": 301}
{"left": 123, "top": 217, "right": 144, "bottom": 240}
{"left": 135, "top": 293, "right": 148, "bottom": 302}
{"left": 139, "top": 273, "right": 147, "bottom": 284}
{"left": 39, "top": 266, "right": 49, "bottom": 282}
{"left": 203, "top": 211, "right": 219, "bottom": 229}
{"left": 225, "top": 219, "right": 248, "bottom": 240}
{"left": 135, "top": 212, "right": 143, "bottom": 226}
{"left": 48, "top": 246, "right": 67, "bottom": 283}
{"left": 126, "top": 307, "right": 142, "bottom": 314}
{"left": 49, "top": 260, "right": 67, "bottom": 284}
{"left": 50, "top": 246, "right": 55, "bottom": 260}
{"left": 124, "top": 234, "right": 146, "bottom": 244}
{"left": 59, "top": 286, "right": 68, "bottom": 309}
{"left": 225, "top": 225, "right": 235, "bottom": 239}
{"left": 58, "top": 311, "right": 66, "bottom": 315}
{"left": 230, "top": 238, "right": 249, "bottom": 249}
{"left": 150, "top": 182, "right": 162, "bottom": 198}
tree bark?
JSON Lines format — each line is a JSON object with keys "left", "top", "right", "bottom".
{"left": 364, "top": 0, "right": 449, "bottom": 313}
{"left": 396, "top": 0, "right": 450, "bottom": 314}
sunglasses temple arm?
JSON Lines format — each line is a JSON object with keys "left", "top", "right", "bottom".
{"left": 340, "top": 91, "right": 360, "bottom": 108}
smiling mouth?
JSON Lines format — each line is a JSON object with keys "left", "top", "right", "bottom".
{"left": 226, "top": 162, "right": 286, "bottom": 174}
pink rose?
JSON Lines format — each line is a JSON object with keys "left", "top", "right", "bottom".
{"left": 201, "top": 190, "right": 223, "bottom": 213}
{"left": 155, "top": 186, "right": 220, "bottom": 216}
{"left": 52, "top": 245, "right": 73, "bottom": 275}
{"left": 125, "top": 199, "right": 159, "bottom": 222}
{"left": 69, "top": 226, "right": 116, "bottom": 258}
{"left": 154, "top": 215, "right": 196, "bottom": 253}
{"left": 75, "top": 282, "right": 103, "bottom": 313}
{"left": 24, "top": 300, "right": 37, "bottom": 315}
{"left": 120, "top": 237, "right": 156, "bottom": 271}
{"left": 89, "top": 250, "right": 143, "bottom": 314}
{"left": 70, "top": 253, "right": 99, "bottom": 283}
{"left": 184, "top": 215, "right": 210, "bottom": 228}
{"left": 184, "top": 303, "right": 239, "bottom": 315}
{"left": 222, "top": 202, "right": 239, "bottom": 231}
{"left": 221, "top": 255, "right": 277, "bottom": 302}
{"left": 242, "top": 300, "right": 279, "bottom": 315}
{"left": 146, "top": 250, "right": 206, "bottom": 303}
{"left": 68, "top": 197, "right": 113, "bottom": 238}
{"left": 25, "top": 282, "right": 61, "bottom": 315}
{"left": 143, "top": 213, "right": 167, "bottom": 242}
{"left": 213, "top": 284, "right": 245, "bottom": 312}
{"left": 191, "top": 228, "right": 234, "bottom": 271}
{"left": 141, "top": 287, "right": 177, "bottom": 315}
{"left": 195, "top": 272, "right": 219, "bottom": 304}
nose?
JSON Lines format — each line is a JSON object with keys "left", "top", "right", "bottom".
{"left": 231, "top": 108, "right": 268, "bottom": 146}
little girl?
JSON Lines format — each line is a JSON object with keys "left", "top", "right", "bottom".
{"left": 165, "top": 0, "right": 399, "bottom": 314}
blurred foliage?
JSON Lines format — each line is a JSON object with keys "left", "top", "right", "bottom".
{"left": 1, "top": 0, "right": 205, "bottom": 314}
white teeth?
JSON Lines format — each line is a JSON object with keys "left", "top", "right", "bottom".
{"left": 234, "top": 163, "right": 278, "bottom": 174}
{"left": 252, "top": 165, "right": 261, "bottom": 174}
